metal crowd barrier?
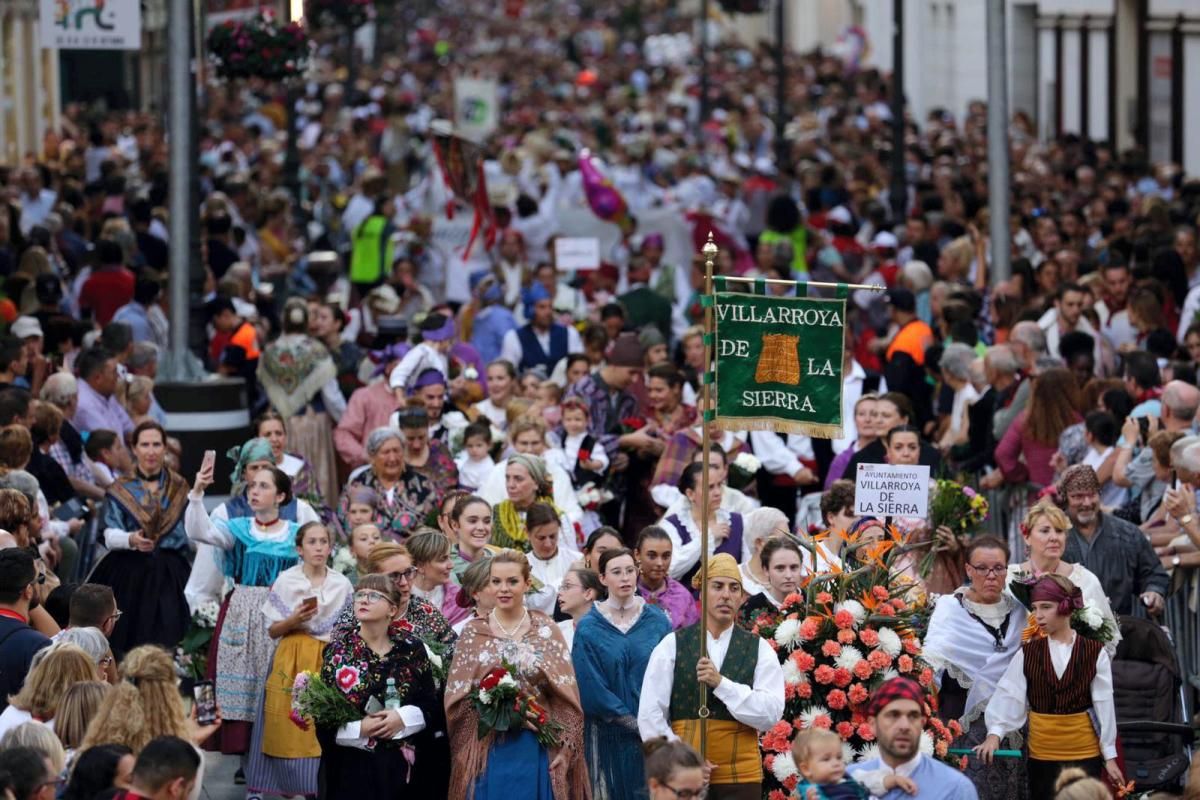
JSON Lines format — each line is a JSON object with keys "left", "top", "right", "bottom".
{"left": 1165, "top": 567, "right": 1200, "bottom": 721}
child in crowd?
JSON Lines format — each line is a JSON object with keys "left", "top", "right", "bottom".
{"left": 792, "top": 728, "right": 915, "bottom": 799}
{"left": 560, "top": 397, "right": 608, "bottom": 489}
{"left": 534, "top": 380, "right": 563, "bottom": 429}
{"left": 386, "top": 312, "right": 454, "bottom": 393}
{"left": 83, "top": 429, "right": 127, "bottom": 489}
{"left": 344, "top": 486, "right": 379, "bottom": 529}
{"left": 334, "top": 523, "right": 382, "bottom": 583}
{"left": 1081, "top": 411, "right": 1127, "bottom": 508}
{"left": 455, "top": 422, "right": 495, "bottom": 492}
{"left": 978, "top": 574, "right": 1122, "bottom": 797}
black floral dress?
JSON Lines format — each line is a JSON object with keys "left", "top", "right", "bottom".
{"left": 316, "top": 627, "right": 449, "bottom": 798}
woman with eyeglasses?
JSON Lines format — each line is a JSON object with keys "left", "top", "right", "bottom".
{"left": 573, "top": 548, "right": 672, "bottom": 798}
{"left": 445, "top": 549, "right": 589, "bottom": 799}
{"left": 336, "top": 427, "right": 437, "bottom": 543}
{"left": 394, "top": 407, "right": 459, "bottom": 507}
{"left": 643, "top": 737, "right": 706, "bottom": 800}
{"left": 90, "top": 421, "right": 191, "bottom": 655}
{"left": 316, "top": 572, "right": 446, "bottom": 798}
{"left": 330, "top": 542, "right": 457, "bottom": 657}
{"left": 187, "top": 460, "right": 299, "bottom": 756}
{"left": 246, "top": 522, "right": 352, "bottom": 798}
{"left": 923, "top": 535, "right": 1028, "bottom": 800}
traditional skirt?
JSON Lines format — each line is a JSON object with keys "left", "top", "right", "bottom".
{"left": 955, "top": 716, "right": 1029, "bottom": 800}
{"left": 1027, "top": 710, "right": 1105, "bottom": 798}
{"left": 316, "top": 726, "right": 443, "bottom": 799}
{"left": 245, "top": 633, "right": 324, "bottom": 796}
{"left": 471, "top": 730, "right": 552, "bottom": 800}
{"left": 88, "top": 548, "right": 190, "bottom": 658}
{"left": 287, "top": 407, "right": 338, "bottom": 506}
{"left": 202, "top": 585, "right": 274, "bottom": 755}
{"left": 583, "top": 717, "right": 646, "bottom": 800}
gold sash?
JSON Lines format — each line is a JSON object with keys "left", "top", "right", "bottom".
{"left": 1028, "top": 710, "right": 1100, "bottom": 761}
{"left": 670, "top": 719, "right": 762, "bottom": 785}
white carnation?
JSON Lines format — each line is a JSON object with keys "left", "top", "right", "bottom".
{"left": 498, "top": 673, "right": 517, "bottom": 688}
{"left": 876, "top": 627, "right": 903, "bottom": 657}
{"left": 855, "top": 743, "right": 879, "bottom": 763}
{"left": 770, "top": 751, "right": 798, "bottom": 783}
{"left": 422, "top": 642, "right": 443, "bottom": 670}
{"left": 774, "top": 619, "right": 801, "bottom": 648}
{"left": 478, "top": 688, "right": 492, "bottom": 705}
{"left": 920, "top": 731, "right": 935, "bottom": 756}
{"left": 833, "top": 645, "right": 865, "bottom": 672}
{"left": 835, "top": 599, "right": 867, "bottom": 626}
{"left": 781, "top": 658, "right": 804, "bottom": 686}
{"left": 797, "top": 705, "right": 831, "bottom": 730}
{"left": 733, "top": 452, "right": 761, "bottom": 473}
{"left": 1078, "top": 602, "right": 1104, "bottom": 629}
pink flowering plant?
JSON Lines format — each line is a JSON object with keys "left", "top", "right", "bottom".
{"left": 752, "top": 527, "right": 964, "bottom": 799}
{"left": 288, "top": 670, "right": 361, "bottom": 730}
{"left": 206, "top": 13, "right": 309, "bottom": 82}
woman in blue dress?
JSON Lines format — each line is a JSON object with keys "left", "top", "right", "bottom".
{"left": 91, "top": 420, "right": 191, "bottom": 656}
{"left": 187, "top": 458, "right": 299, "bottom": 757}
{"left": 445, "top": 549, "right": 590, "bottom": 800}
{"left": 572, "top": 547, "right": 672, "bottom": 799}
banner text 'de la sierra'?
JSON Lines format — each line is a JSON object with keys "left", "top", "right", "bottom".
{"left": 713, "top": 292, "right": 846, "bottom": 439}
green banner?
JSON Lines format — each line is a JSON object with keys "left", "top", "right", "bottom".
{"left": 713, "top": 291, "right": 846, "bottom": 439}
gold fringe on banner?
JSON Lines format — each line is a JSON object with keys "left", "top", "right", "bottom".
{"left": 715, "top": 417, "right": 844, "bottom": 440}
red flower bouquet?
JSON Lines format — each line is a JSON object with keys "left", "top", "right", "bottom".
{"left": 289, "top": 670, "right": 361, "bottom": 730}
{"left": 620, "top": 416, "right": 646, "bottom": 434}
{"left": 470, "top": 662, "right": 564, "bottom": 748}
{"left": 752, "top": 527, "right": 963, "bottom": 795}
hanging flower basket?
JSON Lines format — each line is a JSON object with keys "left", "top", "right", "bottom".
{"left": 207, "top": 14, "right": 309, "bottom": 83}
{"left": 305, "top": 0, "right": 374, "bottom": 31}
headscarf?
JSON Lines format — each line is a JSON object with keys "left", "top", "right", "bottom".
{"left": 227, "top": 437, "right": 273, "bottom": 489}
{"left": 1030, "top": 574, "right": 1085, "bottom": 617}
{"left": 690, "top": 552, "right": 742, "bottom": 590}
{"left": 506, "top": 453, "right": 551, "bottom": 497}
{"left": 867, "top": 676, "right": 926, "bottom": 718}
{"left": 1057, "top": 464, "right": 1101, "bottom": 498}
{"left": 523, "top": 281, "right": 551, "bottom": 319}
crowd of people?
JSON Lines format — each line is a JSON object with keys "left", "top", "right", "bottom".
{"left": 0, "top": 0, "right": 1200, "bottom": 798}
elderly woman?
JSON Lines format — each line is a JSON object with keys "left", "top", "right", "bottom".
{"left": 338, "top": 427, "right": 437, "bottom": 542}
{"left": 923, "top": 535, "right": 1027, "bottom": 800}
{"left": 937, "top": 343, "right": 980, "bottom": 453}
{"left": 38, "top": 372, "right": 102, "bottom": 501}
{"left": 491, "top": 453, "right": 572, "bottom": 553}
{"left": 899, "top": 259, "right": 935, "bottom": 325}
{"left": 738, "top": 507, "right": 791, "bottom": 596}
{"left": 1006, "top": 496, "right": 1120, "bottom": 655}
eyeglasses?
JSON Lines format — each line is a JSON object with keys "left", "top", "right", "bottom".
{"left": 387, "top": 568, "right": 417, "bottom": 583}
{"left": 354, "top": 590, "right": 391, "bottom": 604}
{"left": 108, "top": 610, "right": 123, "bottom": 622}
{"left": 660, "top": 785, "right": 707, "bottom": 800}
{"left": 968, "top": 564, "right": 1006, "bottom": 577}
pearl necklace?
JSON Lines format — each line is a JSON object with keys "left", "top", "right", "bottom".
{"left": 490, "top": 608, "right": 528, "bottom": 639}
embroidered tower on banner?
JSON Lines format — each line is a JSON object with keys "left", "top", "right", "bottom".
{"left": 753, "top": 333, "right": 801, "bottom": 385}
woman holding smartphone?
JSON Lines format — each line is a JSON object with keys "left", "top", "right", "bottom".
{"left": 247, "top": 521, "right": 352, "bottom": 798}
{"left": 186, "top": 458, "right": 300, "bottom": 758}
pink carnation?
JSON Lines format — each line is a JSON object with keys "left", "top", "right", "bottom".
{"left": 833, "top": 610, "right": 855, "bottom": 630}
{"left": 867, "top": 650, "right": 893, "bottom": 671}
{"left": 871, "top": 585, "right": 890, "bottom": 601}
{"left": 836, "top": 721, "right": 855, "bottom": 740}
{"left": 813, "top": 665, "right": 836, "bottom": 685}
{"left": 812, "top": 714, "right": 833, "bottom": 730}
{"left": 858, "top": 629, "right": 880, "bottom": 647}
{"left": 897, "top": 655, "right": 914, "bottom": 673}
{"left": 797, "top": 682, "right": 813, "bottom": 699}
{"left": 903, "top": 638, "right": 922, "bottom": 655}
{"left": 792, "top": 651, "right": 816, "bottom": 672}
{"left": 876, "top": 604, "right": 896, "bottom": 617}
{"left": 919, "top": 668, "right": 934, "bottom": 687}
{"left": 852, "top": 660, "right": 874, "bottom": 680}
{"left": 847, "top": 683, "right": 870, "bottom": 705}
{"left": 832, "top": 668, "right": 853, "bottom": 688}
{"left": 821, "top": 640, "right": 842, "bottom": 658}
{"left": 815, "top": 591, "right": 833, "bottom": 604}
{"left": 837, "top": 628, "right": 857, "bottom": 644}
{"left": 826, "top": 689, "right": 848, "bottom": 710}
{"left": 857, "top": 723, "right": 875, "bottom": 741}
{"left": 799, "top": 619, "right": 820, "bottom": 641}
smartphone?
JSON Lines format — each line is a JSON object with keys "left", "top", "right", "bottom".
{"left": 193, "top": 680, "right": 218, "bottom": 726}
{"left": 301, "top": 596, "right": 318, "bottom": 613}
{"left": 201, "top": 450, "right": 216, "bottom": 475}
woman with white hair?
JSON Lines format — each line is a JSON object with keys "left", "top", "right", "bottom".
{"left": 336, "top": 427, "right": 436, "bottom": 542}
{"left": 738, "top": 507, "right": 791, "bottom": 596}
{"left": 899, "top": 260, "right": 934, "bottom": 324}
{"left": 938, "top": 343, "right": 981, "bottom": 452}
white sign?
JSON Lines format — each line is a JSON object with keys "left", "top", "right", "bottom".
{"left": 553, "top": 237, "right": 601, "bottom": 272}
{"left": 454, "top": 77, "right": 499, "bottom": 142}
{"left": 41, "top": 0, "right": 141, "bottom": 49}
{"left": 854, "top": 463, "right": 930, "bottom": 518}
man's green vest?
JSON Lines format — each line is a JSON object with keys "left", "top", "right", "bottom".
{"left": 668, "top": 622, "right": 759, "bottom": 723}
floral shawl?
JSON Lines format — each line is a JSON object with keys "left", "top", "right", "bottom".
{"left": 337, "top": 467, "right": 437, "bottom": 542}
{"left": 257, "top": 333, "right": 338, "bottom": 419}
{"left": 408, "top": 439, "right": 460, "bottom": 507}
{"left": 491, "top": 496, "right": 562, "bottom": 552}
{"left": 445, "top": 613, "right": 590, "bottom": 800}
{"left": 320, "top": 625, "right": 442, "bottom": 751}
{"left": 107, "top": 469, "right": 190, "bottom": 544}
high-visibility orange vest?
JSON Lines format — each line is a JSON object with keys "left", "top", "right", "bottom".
{"left": 231, "top": 321, "right": 261, "bottom": 360}
{"left": 886, "top": 319, "right": 934, "bottom": 366}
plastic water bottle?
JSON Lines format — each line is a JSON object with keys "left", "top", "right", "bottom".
{"left": 384, "top": 678, "right": 401, "bottom": 711}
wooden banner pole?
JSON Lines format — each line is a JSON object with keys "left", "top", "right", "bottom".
{"left": 698, "top": 233, "right": 718, "bottom": 761}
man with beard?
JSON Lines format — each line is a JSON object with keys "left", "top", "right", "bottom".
{"left": 1059, "top": 464, "right": 1169, "bottom": 616}
{"left": 848, "top": 677, "right": 978, "bottom": 799}
{"left": 0, "top": 548, "right": 51, "bottom": 713}
{"left": 638, "top": 553, "right": 785, "bottom": 800}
